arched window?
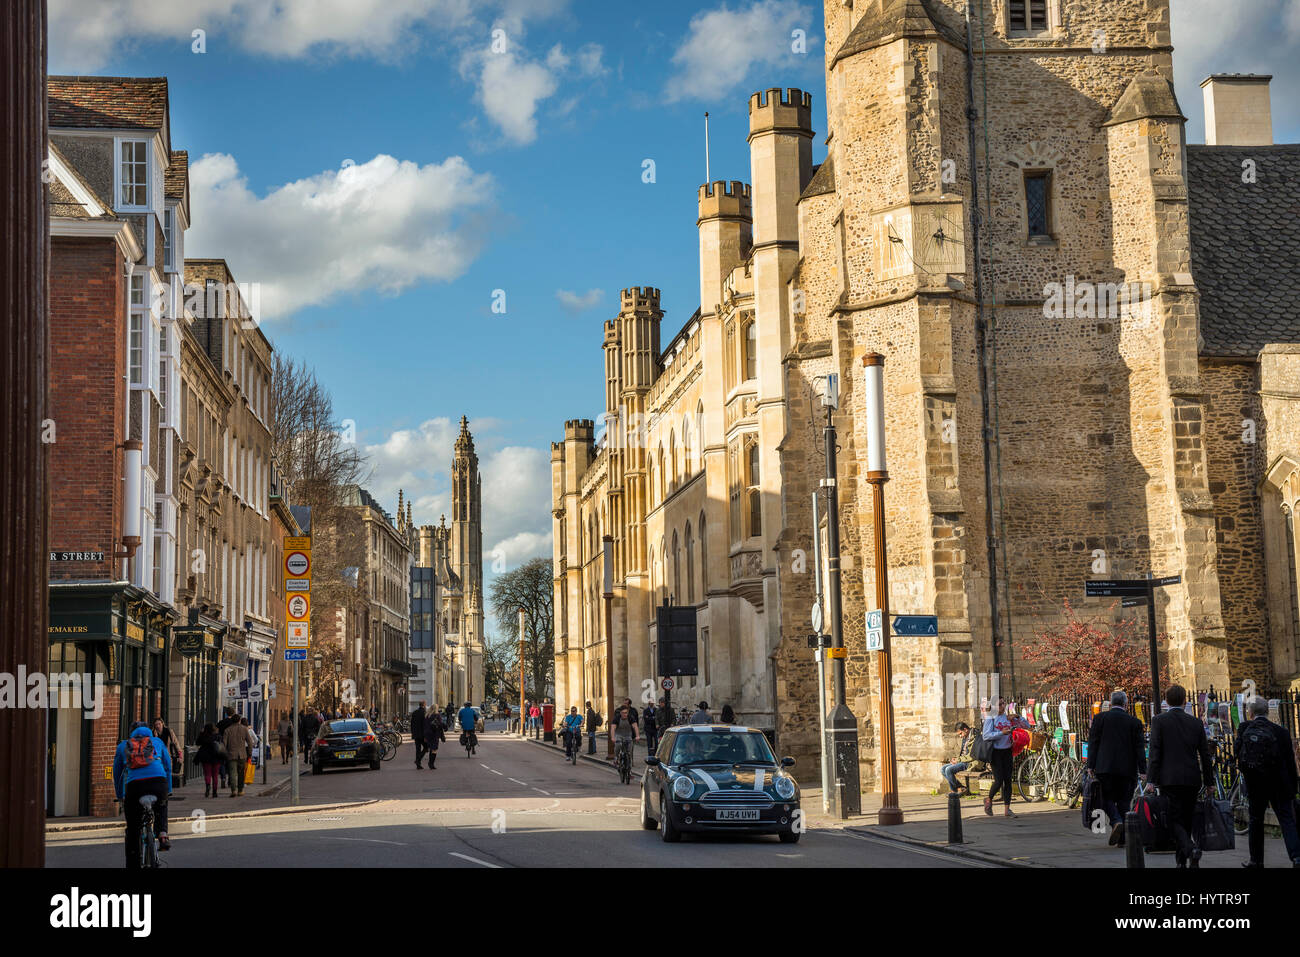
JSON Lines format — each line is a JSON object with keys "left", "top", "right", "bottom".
{"left": 685, "top": 521, "right": 695, "bottom": 604}
{"left": 668, "top": 431, "right": 677, "bottom": 492}
{"left": 672, "top": 530, "right": 681, "bottom": 604}
{"left": 659, "top": 446, "right": 666, "bottom": 501}
{"left": 699, "top": 512, "right": 708, "bottom": 594}
{"left": 661, "top": 541, "right": 669, "bottom": 606}
{"left": 743, "top": 316, "right": 757, "bottom": 381}
{"left": 648, "top": 453, "right": 657, "bottom": 508}
{"left": 746, "top": 438, "right": 761, "bottom": 537}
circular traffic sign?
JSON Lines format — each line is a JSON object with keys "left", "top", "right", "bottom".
{"left": 661, "top": 677, "right": 674, "bottom": 691}
{"left": 285, "top": 551, "right": 310, "bottom": 577}
{"left": 810, "top": 602, "right": 824, "bottom": 635}
{"left": 287, "top": 594, "right": 310, "bottom": 620}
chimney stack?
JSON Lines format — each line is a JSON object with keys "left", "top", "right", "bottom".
{"left": 1201, "top": 74, "right": 1273, "bottom": 146}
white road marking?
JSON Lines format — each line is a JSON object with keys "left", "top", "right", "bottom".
{"left": 449, "top": 851, "right": 502, "bottom": 868}
{"left": 479, "top": 763, "right": 491, "bottom": 770}
{"left": 325, "top": 837, "right": 409, "bottom": 846}
{"left": 531, "top": 787, "right": 551, "bottom": 795}
{"left": 490, "top": 769, "right": 503, "bottom": 775}
{"left": 508, "top": 778, "right": 527, "bottom": 786}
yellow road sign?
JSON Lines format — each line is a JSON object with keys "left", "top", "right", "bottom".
{"left": 286, "top": 593, "right": 310, "bottom": 622}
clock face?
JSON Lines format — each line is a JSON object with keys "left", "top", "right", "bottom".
{"left": 872, "top": 202, "right": 966, "bottom": 280}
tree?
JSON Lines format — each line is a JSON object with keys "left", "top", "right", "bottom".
{"left": 488, "top": 558, "right": 553, "bottom": 700}
{"left": 1020, "top": 598, "right": 1170, "bottom": 703}
{"left": 482, "top": 632, "right": 517, "bottom": 701}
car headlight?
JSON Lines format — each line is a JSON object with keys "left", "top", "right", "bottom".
{"left": 774, "top": 775, "right": 796, "bottom": 800}
{"left": 672, "top": 775, "right": 695, "bottom": 800}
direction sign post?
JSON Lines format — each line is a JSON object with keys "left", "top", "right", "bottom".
{"left": 1085, "top": 572, "right": 1181, "bottom": 708}
{"left": 286, "top": 535, "right": 311, "bottom": 807}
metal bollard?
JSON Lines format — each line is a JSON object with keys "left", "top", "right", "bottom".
{"left": 947, "top": 791, "right": 964, "bottom": 844}
{"left": 1125, "top": 811, "right": 1144, "bottom": 869}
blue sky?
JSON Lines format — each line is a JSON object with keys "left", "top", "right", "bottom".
{"left": 48, "top": 0, "right": 1300, "bottom": 603}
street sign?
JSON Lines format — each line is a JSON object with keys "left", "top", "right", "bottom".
{"left": 1156, "top": 574, "right": 1182, "bottom": 587}
{"left": 1122, "top": 596, "right": 1146, "bottom": 608}
{"left": 661, "top": 677, "right": 674, "bottom": 691}
{"left": 285, "top": 551, "right": 311, "bottom": 577}
{"left": 866, "top": 608, "right": 884, "bottom": 651}
{"left": 286, "top": 593, "right": 310, "bottom": 621}
{"left": 892, "top": 614, "right": 938, "bottom": 637}
{"left": 1084, "top": 579, "right": 1149, "bottom": 597}
{"left": 284, "top": 649, "right": 307, "bottom": 661}
{"left": 285, "top": 536, "right": 311, "bottom": 550}
{"left": 287, "top": 622, "right": 309, "bottom": 646}
{"left": 810, "top": 602, "right": 824, "bottom": 635}
{"left": 827, "top": 647, "right": 847, "bottom": 660}
{"left": 285, "top": 578, "right": 309, "bottom": 592}
{"left": 249, "top": 686, "right": 264, "bottom": 702}
{"left": 806, "top": 634, "right": 831, "bottom": 648}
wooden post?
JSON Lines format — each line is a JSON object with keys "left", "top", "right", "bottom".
{"left": 0, "top": 0, "right": 49, "bottom": 867}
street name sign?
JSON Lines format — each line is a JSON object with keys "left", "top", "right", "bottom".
{"left": 1084, "top": 579, "right": 1149, "bottom": 597}
{"left": 892, "top": 615, "right": 938, "bottom": 637}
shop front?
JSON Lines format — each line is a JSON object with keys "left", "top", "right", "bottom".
{"left": 170, "top": 611, "right": 224, "bottom": 783}
{"left": 47, "top": 582, "right": 176, "bottom": 817}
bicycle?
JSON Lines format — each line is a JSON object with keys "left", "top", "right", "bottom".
{"left": 136, "top": 794, "right": 161, "bottom": 869}
{"left": 460, "top": 729, "right": 477, "bottom": 757}
{"left": 614, "top": 737, "right": 633, "bottom": 784}
{"left": 563, "top": 727, "right": 581, "bottom": 764}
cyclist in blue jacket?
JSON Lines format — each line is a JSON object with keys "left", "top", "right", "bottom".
{"left": 113, "top": 721, "right": 173, "bottom": 865}
{"left": 458, "top": 702, "right": 479, "bottom": 754}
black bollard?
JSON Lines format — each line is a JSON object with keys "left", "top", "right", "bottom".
{"left": 1125, "top": 811, "right": 1144, "bottom": 869}
{"left": 947, "top": 791, "right": 964, "bottom": 844}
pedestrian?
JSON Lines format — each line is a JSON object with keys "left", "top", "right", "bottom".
{"left": 1235, "top": 696, "right": 1300, "bottom": 867}
{"left": 940, "top": 722, "right": 976, "bottom": 795}
{"left": 276, "top": 713, "right": 293, "bottom": 764}
{"left": 720, "top": 704, "right": 736, "bottom": 725}
{"left": 216, "top": 706, "right": 237, "bottom": 789}
{"left": 982, "top": 698, "right": 1028, "bottom": 817}
{"left": 411, "top": 700, "right": 428, "bottom": 769}
{"left": 656, "top": 697, "right": 674, "bottom": 734}
{"left": 1086, "top": 690, "right": 1147, "bottom": 846}
{"left": 643, "top": 702, "right": 659, "bottom": 755}
{"left": 1147, "top": 684, "right": 1214, "bottom": 868}
{"left": 423, "top": 709, "right": 446, "bottom": 769}
{"left": 112, "top": 721, "right": 172, "bottom": 864}
{"left": 194, "top": 722, "right": 226, "bottom": 798}
{"left": 151, "top": 717, "right": 181, "bottom": 785}
{"left": 585, "top": 700, "right": 600, "bottom": 754}
{"left": 529, "top": 701, "right": 541, "bottom": 739}
{"left": 245, "top": 716, "right": 261, "bottom": 769}
{"left": 690, "top": 701, "right": 711, "bottom": 724}
{"left": 222, "top": 713, "right": 256, "bottom": 797}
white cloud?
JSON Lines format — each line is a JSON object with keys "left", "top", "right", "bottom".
{"left": 1170, "top": 0, "right": 1300, "bottom": 142}
{"left": 555, "top": 288, "right": 604, "bottom": 313}
{"left": 48, "top": 0, "right": 476, "bottom": 70}
{"left": 186, "top": 152, "right": 494, "bottom": 319}
{"left": 463, "top": 39, "right": 606, "bottom": 145}
{"left": 666, "top": 0, "right": 809, "bottom": 102}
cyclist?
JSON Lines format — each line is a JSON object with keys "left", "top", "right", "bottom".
{"left": 112, "top": 720, "right": 173, "bottom": 866}
{"left": 457, "top": 701, "right": 479, "bottom": 754}
{"left": 561, "top": 706, "right": 584, "bottom": 759}
{"left": 609, "top": 703, "right": 639, "bottom": 778}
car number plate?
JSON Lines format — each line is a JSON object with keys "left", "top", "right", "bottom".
{"left": 336, "top": 750, "right": 357, "bottom": 759}
{"left": 715, "top": 808, "right": 760, "bottom": 821}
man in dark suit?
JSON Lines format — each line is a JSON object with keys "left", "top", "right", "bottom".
{"left": 1147, "top": 684, "right": 1214, "bottom": 868}
{"left": 1235, "top": 696, "right": 1300, "bottom": 868}
{"left": 1087, "top": 690, "right": 1147, "bottom": 846}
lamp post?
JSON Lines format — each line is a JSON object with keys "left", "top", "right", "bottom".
{"left": 864, "top": 352, "right": 903, "bottom": 826}
{"left": 603, "top": 534, "right": 614, "bottom": 760}
{"left": 820, "top": 372, "right": 860, "bottom": 818}
{"left": 518, "top": 606, "right": 526, "bottom": 738}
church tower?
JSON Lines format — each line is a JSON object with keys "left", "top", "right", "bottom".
{"left": 451, "top": 416, "right": 485, "bottom": 701}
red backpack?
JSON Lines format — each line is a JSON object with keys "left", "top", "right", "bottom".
{"left": 127, "top": 735, "right": 156, "bottom": 769}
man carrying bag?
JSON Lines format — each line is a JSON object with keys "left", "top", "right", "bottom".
{"left": 1235, "top": 696, "right": 1300, "bottom": 867}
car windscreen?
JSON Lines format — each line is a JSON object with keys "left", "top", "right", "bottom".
{"left": 670, "top": 731, "right": 775, "bottom": 765}
{"left": 324, "top": 720, "right": 368, "bottom": 734}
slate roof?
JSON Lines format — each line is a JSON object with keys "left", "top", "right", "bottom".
{"left": 48, "top": 76, "right": 170, "bottom": 148}
{"left": 1186, "top": 145, "right": 1300, "bottom": 357}
{"left": 47, "top": 142, "right": 114, "bottom": 220}
{"left": 800, "top": 157, "right": 836, "bottom": 201}
{"left": 165, "top": 150, "right": 188, "bottom": 199}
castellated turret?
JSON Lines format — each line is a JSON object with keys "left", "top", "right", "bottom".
{"left": 697, "top": 181, "right": 753, "bottom": 319}
{"left": 748, "top": 88, "right": 814, "bottom": 246}
{"left": 615, "top": 287, "right": 662, "bottom": 394}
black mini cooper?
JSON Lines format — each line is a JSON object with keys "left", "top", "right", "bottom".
{"left": 640, "top": 725, "right": 801, "bottom": 843}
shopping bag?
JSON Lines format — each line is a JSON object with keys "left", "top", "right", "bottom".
{"left": 244, "top": 759, "right": 255, "bottom": 785}
{"left": 1081, "top": 771, "right": 1104, "bottom": 831}
{"left": 1193, "top": 795, "right": 1235, "bottom": 852}
{"left": 1133, "top": 786, "right": 1175, "bottom": 852}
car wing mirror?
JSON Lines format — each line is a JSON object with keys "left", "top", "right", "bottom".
{"left": 781, "top": 756, "right": 796, "bottom": 767}
{"left": 645, "top": 756, "right": 660, "bottom": 766}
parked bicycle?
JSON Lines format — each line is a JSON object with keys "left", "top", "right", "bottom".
{"left": 1016, "top": 730, "right": 1083, "bottom": 806}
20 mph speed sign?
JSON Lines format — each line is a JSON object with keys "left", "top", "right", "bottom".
{"left": 285, "top": 551, "right": 310, "bottom": 577}
{"left": 661, "top": 677, "right": 674, "bottom": 691}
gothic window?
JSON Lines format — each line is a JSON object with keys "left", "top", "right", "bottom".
{"left": 1024, "top": 170, "right": 1053, "bottom": 239}
{"left": 685, "top": 522, "right": 695, "bottom": 604}
{"left": 658, "top": 446, "right": 666, "bottom": 502}
{"left": 669, "top": 431, "right": 677, "bottom": 492}
{"left": 1287, "top": 508, "right": 1300, "bottom": 650}
{"left": 745, "top": 437, "right": 762, "bottom": 537}
{"left": 648, "top": 453, "right": 657, "bottom": 508}
{"left": 728, "top": 440, "right": 742, "bottom": 542}
{"left": 745, "top": 319, "right": 757, "bottom": 380}
{"left": 661, "top": 541, "right": 669, "bottom": 606}
{"left": 672, "top": 530, "right": 681, "bottom": 604}
{"left": 724, "top": 320, "right": 736, "bottom": 393}
{"left": 1009, "top": 0, "right": 1048, "bottom": 32}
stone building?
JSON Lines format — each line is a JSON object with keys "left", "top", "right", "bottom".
{"left": 554, "top": 0, "right": 1300, "bottom": 790}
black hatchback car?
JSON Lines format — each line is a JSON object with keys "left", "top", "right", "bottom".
{"left": 640, "top": 725, "right": 801, "bottom": 843}
{"left": 310, "top": 718, "right": 381, "bottom": 773}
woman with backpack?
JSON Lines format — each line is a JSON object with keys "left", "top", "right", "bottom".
{"left": 195, "top": 722, "right": 226, "bottom": 798}
{"left": 981, "top": 699, "right": 1029, "bottom": 817}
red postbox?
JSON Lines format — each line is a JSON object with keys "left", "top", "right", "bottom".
{"left": 542, "top": 702, "right": 556, "bottom": 742}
